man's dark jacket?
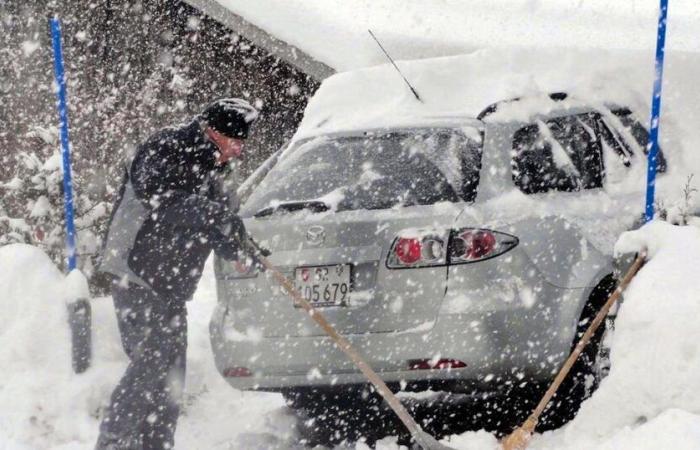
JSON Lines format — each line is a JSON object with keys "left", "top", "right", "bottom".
{"left": 101, "top": 119, "right": 235, "bottom": 302}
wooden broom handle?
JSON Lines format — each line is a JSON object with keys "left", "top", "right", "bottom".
{"left": 244, "top": 245, "right": 436, "bottom": 449}
{"left": 526, "top": 252, "right": 647, "bottom": 426}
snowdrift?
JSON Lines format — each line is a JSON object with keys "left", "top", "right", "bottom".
{"left": 0, "top": 245, "right": 292, "bottom": 450}
{"left": 555, "top": 222, "right": 700, "bottom": 448}
{"left": 0, "top": 244, "right": 123, "bottom": 449}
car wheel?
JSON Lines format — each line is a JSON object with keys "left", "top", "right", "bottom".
{"left": 537, "top": 274, "right": 616, "bottom": 431}
{"left": 593, "top": 316, "right": 613, "bottom": 382}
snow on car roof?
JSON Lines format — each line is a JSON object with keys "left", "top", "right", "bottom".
{"left": 293, "top": 48, "right": 654, "bottom": 140}
{"left": 215, "top": 0, "right": 700, "bottom": 72}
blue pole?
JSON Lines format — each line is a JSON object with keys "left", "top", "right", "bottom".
{"left": 644, "top": 0, "right": 669, "bottom": 223}
{"left": 50, "top": 17, "right": 78, "bottom": 271}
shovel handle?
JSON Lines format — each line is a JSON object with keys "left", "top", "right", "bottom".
{"left": 241, "top": 240, "right": 438, "bottom": 448}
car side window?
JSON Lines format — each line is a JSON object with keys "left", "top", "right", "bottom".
{"left": 607, "top": 108, "right": 667, "bottom": 173}
{"left": 511, "top": 113, "right": 604, "bottom": 194}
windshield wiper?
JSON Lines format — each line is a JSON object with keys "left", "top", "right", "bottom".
{"left": 254, "top": 200, "right": 331, "bottom": 218}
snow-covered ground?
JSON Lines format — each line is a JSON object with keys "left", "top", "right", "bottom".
{"left": 2, "top": 220, "right": 700, "bottom": 449}
{"left": 0, "top": 245, "right": 296, "bottom": 450}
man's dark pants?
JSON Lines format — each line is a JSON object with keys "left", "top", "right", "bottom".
{"left": 96, "top": 280, "right": 188, "bottom": 450}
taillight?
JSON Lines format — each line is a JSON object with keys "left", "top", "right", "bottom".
{"left": 387, "top": 231, "right": 448, "bottom": 268}
{"left": 387, "top": 228, "right": 517, "bottom": 269}
{"left": 449, "top": 228, "right": 518, "bottom": 264}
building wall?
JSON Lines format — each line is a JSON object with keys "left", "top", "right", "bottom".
{"left": 0, "top": 0, "right": 319, "bottom": 194}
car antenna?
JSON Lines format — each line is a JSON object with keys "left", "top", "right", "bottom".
{"left": 368, "top": 29, "right": 423, "bottom": 103}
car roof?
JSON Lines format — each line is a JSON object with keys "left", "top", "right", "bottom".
{"left": 292, "top": 49, "right": 651, "bottom": 142}
{"left": 291, "top": 93, "right": 632, "bottom": 145}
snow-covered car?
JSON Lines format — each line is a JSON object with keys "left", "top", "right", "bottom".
{"left": 210, "top": 54, "right": 668, "bottom": 426}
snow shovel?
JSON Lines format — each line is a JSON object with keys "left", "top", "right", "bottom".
{"left": 501, "top": 252, "right": 647, "bottom": 450}
{"left": 241, "top": 239, "right": 456, "bottom": 450}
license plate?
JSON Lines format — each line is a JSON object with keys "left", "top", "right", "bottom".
{"left": 294, "top": 264, "right": 351, "bottom": 307}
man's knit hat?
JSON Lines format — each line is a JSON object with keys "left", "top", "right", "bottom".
{"left": 201, "top": 98, "right": 259, "bottom": 139}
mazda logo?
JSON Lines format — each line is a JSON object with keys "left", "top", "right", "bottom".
{"left": 306, "top": 225, "right": 326, "bottom": 246}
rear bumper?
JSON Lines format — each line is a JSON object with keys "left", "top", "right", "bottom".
{"left": 209, "top": 297, "right": 577, "bottom": 391}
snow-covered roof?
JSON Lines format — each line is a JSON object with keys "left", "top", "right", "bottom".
{"left": 206, "top": 0, "right": 700, "bottom": 73}
{"left": 183, "top": 0, "right": 334, "bottom": 80}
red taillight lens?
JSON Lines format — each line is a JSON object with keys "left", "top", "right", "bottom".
{"left": 408, "top": 358, "right": 467, "bottom": 370}
{"left": 450, "top": 228, "right": 518, "bottom": 264}
{"left": 461, "top": 230, "right": 496, "bottom": 259}
{"left": 388, "top": 232, "right": 448, "bottom": 268}
{"left": 395, "top": 237, "right": 422, "bottom": 264}
{"left": 223, "top": 367, "right": 253, "bottom": 377}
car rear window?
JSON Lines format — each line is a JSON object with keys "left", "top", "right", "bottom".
{"left": 241, "top": 129, "right": 482, "bottom": 216}
{"left": 511, "top": 113, "right": 605, "bottom": 194}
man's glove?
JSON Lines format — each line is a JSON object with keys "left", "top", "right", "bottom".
{"left": 209, "top": 228, "right": 240, "bottom": 261}
{"left": 248, "top": 237, "right": 271, "bottom": 257}
{"left": 224, "top": 214, "right": 248, "bottom": 243}
{"left": 238, "top": 237, "right": 271, "bottom": 272}
{"left": 208, "top": 214, "right": 247, "bottom": 262}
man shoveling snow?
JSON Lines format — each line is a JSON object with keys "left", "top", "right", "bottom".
{"left": 96, "top": 98, "right": 261, "bottom": 450}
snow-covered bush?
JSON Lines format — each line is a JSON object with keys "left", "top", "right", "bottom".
{"left": 664, "top": 174, "right": 700, "bottom": 226}
{"left": 0, "top": 126, "right": 110, "bottom": 294}
{"left": 648, "top": 174, "right": 700, "bottom": 228}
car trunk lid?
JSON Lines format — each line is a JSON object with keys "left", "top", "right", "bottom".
{"left": 218, "top": 204, "right": 462, "bottom": 337}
